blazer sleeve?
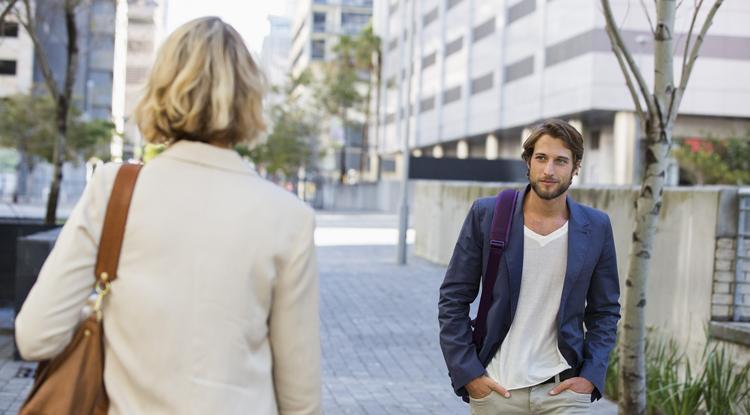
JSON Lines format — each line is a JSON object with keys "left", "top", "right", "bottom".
{"left": 579, "top": 215, "right": 621, "bottom": 401}
{"left": 438, "top": 201, "right": 486, "bottom": 395}
{"left": 269, "top": 209, "right": 321, "bottom": 415}
{"left": 15, "top": 164, "right": 117, "bottom": 361}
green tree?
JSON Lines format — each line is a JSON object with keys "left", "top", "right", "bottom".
{"left": 0, "top": 94, "right": 113, "bottom": 201}
{"left": 240, "top": 108, "right": 315, "bottom": 180}
{"left": 1, "top": 0, "right": 83, "bottom": 223}
{"left": 352, "top": 23, "right": 381, "bottom": 176}
{"left": 673, "top": 134, "right": 750, "bottom": 185}
{"left": 0, "top": 94, "right": 113, "bottom": 163}
{"left": 314, "top": 24, "right": 381, "bottom": 183}
{"left": 238, "top": 71, "right": 318, "bottom": 181}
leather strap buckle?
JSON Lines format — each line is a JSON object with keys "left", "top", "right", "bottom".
{"left": 489, "top": 239, "right": 505, "bottom": 249}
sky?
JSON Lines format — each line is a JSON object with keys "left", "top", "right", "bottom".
{"left": 165, "top": 0, "right": 293, "bottom": 56}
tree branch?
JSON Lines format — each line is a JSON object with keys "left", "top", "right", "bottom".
{"left": 606, "top": 24, "right": 646, "bottom": 121}
{"left": 678, "top": 0, "right": 722, "bottom": 91}
{"left": 601, "top": 0, "right": 656, "bottom": 117}
{"left": 18, "top": 0, "right": 60, "bottom": 100}
{"left": 679, "top": 0, "right": 703, "bottom": 87}
{"left": 639, "top": 0, "right": 656, "bottom": 34}
{"left": 0, "top": 0, "right": 18, "bottom": 26}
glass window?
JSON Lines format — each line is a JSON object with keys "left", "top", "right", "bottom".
{"left": 312, "top": 39, "right": 325, "bottom": 60}
{"left": 313, "top": 12, "right": 326, "bottom": 33}
{"left": 341, "top": 12, "right": 370, "bottom": 35}
{"left": 341, "top": 0, "right": 373, "bottom": 6}
{"left": 0, "top": 22, "right": 19, "bottom": 37}
{"left": 0, "top": 60, "right": 16, "bottom": 75}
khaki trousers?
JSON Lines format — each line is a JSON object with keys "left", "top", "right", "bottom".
{"left": 469, "top": 381, "right": 591, "bottom": 415}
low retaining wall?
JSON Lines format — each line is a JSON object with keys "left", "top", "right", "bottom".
{"left": 320, "top": 180, "right": 412, "bottom": 213}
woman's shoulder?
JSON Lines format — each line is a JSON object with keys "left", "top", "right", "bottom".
{"left": 250, "top": 178, "right": 315, "bottom": 220}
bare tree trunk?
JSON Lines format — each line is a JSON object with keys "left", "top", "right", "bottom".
{"left": 600, "top": 1, "right": 723, "bottom": 413}
{"left": 618, "top": 3, "right": 676, "bottom": 413}
{"left": 46, "top": 98, "right": 70, "bottom": 224}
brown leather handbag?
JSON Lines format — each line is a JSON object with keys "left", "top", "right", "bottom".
{"left": 20, "top": 163, "right": 143, "bottom": 415}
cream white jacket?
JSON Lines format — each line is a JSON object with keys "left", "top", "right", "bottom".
{"left": 16, "top": 141, "right": 321, "bottom": 415}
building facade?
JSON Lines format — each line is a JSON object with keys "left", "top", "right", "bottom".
{"left": 261, "top": 15, "right": 292, "bottom": 110}
{"left": 0, "top": 11, "right": 34, "bottom": 97}
{"left": 374, "top": 0, "right": 750, "bottom": 185}
{"left": 290, "top": 0, "right": 373, "bottom": 78}
{"left": 289, "top": 0, "right": 374, "bottom": 183}
{"left": 112, "top": 0, "right": 165, "bottom": 161}
{"left": 34, "top": 0, "right": 117, "bottom": 121}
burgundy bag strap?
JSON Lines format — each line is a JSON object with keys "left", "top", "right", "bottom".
{"left": 94, "top": 163, "right": 143, "bottom": 283}
{"left": 472, "top": 189, "right": 518, "bottom": 346}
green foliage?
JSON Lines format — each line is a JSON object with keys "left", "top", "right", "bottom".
{"left": 673, "top": 133, "right": 750, "bottom": 185}
{"left": 605, "top": 343, "right": 620, "bottom": 401}
{"left": 239, "top": 71, "right": 318, "bottom": 178}
{"left": 0, "top": 94, "right": 113, "bottom": 164}
{"left": 645, "top": 338, "right": 704, "bottom": 415}
{"left": 238, "top": 105, "right": 315, "bottom": 178}
{"left": 605, "top": 335, "right": 750, "bottom": 415}
{"left": 703, "top": 346, "right": 750, "bottom": 415}
{"left": 314, "top": 23, "right": 380, "bottom": 120}
{"left": 315, "top": 35, "right": 363, "bottom": 118}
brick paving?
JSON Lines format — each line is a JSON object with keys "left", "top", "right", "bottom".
{"left": 0, "top": 333, "right": 34, "bottom": 414}
{"left": 0, "top": 211, "right": 618, "bottom": 414}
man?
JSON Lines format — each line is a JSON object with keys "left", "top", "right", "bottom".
{"left": 438, "top": 119, "right": 620, "bottom": 414}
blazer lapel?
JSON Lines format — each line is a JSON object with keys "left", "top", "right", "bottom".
{"left": 559, "top": 196, "right": 591, "bottom": 312}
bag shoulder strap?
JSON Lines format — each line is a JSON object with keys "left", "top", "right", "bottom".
{"left": 94, "top": 163, "right": 143, "bottom": 283}
{"left": 472, "top": 188, "right": 518, "bottom": 346}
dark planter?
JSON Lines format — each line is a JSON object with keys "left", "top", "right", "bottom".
{"left": 0, "top": 220, "right": 58, "bottom": 308}
{"left": 14, "top": 228, "right": 60, "bottom": 360}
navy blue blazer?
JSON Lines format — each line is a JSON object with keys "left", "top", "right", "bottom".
{"left": 438, "top": 187, "right": 620, "bottom": 402}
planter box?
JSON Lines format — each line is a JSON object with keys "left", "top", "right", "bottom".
{"left": 14, "top": 228, "right": 60, "bottom": 360}
{"left": 0, "top": 220, "right": 58, "bottom": 307}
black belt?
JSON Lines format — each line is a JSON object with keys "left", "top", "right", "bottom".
{"left": 540, "top": 368, "right": 577, "bottom": 385}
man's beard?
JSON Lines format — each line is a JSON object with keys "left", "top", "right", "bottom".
{"left": 529, "top": 175, "right": 573, "bottom": 200}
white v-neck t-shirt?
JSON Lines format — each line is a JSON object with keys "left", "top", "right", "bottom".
{"left": 485, "top": 221, "right": 571, "bottom": 390}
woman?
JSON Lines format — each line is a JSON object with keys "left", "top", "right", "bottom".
{"left": 15, "top": 17, "right": 321, "bottom": 415}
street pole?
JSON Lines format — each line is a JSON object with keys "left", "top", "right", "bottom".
{"left": 397, "top": 0, "right": 417, "bottom": 265}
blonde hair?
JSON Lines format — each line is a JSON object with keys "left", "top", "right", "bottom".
{"left": 135, "top": 17, "right": 266, "bottom": 146}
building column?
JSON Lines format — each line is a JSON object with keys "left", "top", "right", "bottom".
{"left": 486, "top": 134, "right": 498, "bottom": 160}
{"left": 432, "top": 145, "right": 444, "bottom": 158}
{"left": 613, "top": 111, "right": 638, "bottom": 185}
{"left": 412, "top": 149, "right": 423, "bottom": 157}
{"left": 457, "top": 140, "right": 469, "bottom": 159}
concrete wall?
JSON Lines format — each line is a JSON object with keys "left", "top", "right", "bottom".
{"left": 414, "top": 180, "right": 750, "bottom": 366}
{"left": 320, "top": 179, "right": 412, "bottom": 213}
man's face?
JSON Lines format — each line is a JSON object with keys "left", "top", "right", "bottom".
{"left": 528, "top": 135, "right": 578, "bottom": 201}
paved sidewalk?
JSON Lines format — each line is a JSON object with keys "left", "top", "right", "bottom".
{"left": 0, "top": 335, "right": 34, "bottom": 414}
{"left": 0, "top": 211, "right": 618, "bottom": 414}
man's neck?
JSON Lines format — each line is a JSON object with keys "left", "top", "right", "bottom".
{"left": 524, "top": 188, "right": 568, "bottom": 220}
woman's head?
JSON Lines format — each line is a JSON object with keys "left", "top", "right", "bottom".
{"left": 135, "top": 17, "right": 266, "bottom": 147}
